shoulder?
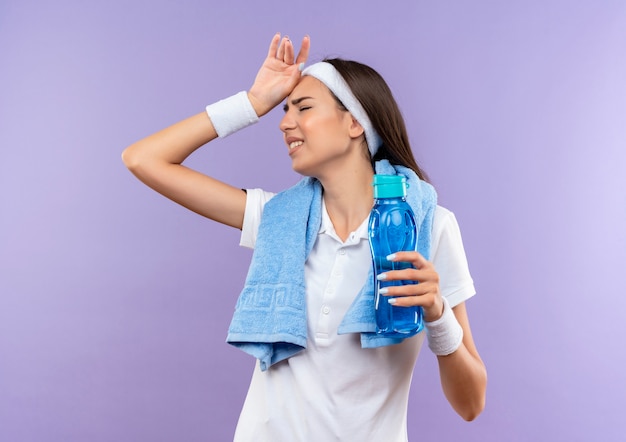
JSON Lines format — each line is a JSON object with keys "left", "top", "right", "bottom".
{"left": 432, "top": 205, "right": 459, "bottom": 239}
{"left": 431, "top": 204, "right": 466, "bottom": 258}
{"left": 431, "top": 205, "right": 476, "bottom": 306}
{"left": 246, "top": 188, "right": 276, "bottom": 208}
{"left": 239, "top": 188, "right": 276, "bottom": 249}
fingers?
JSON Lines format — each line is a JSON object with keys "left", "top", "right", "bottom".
{"left": 276, "top": 36, "right": 287, "bottom": 61}
{"left": 377, "top": 267, "right": 439, "bottom": 292}
{"left": 377, "top": 251, "right": 441, "bottom": 314}
{"left": 387, "top": 251, "right": 430, "bottom": 269}
{"left": 295, "top": 35, "right": 310, "bottom": 65}
{"left": 267, "top": 33, "right": 309, "bottom": 66}
{"left": 379, "top": 279, "right": 440, "bottom": 312}
{"left": 380, "top": 281, "right": 436, "bottom": 298}
{"left": 267, "top": 33, "right": 281, "bottom": 58}
{"left": 284, "top": 38, "right": 295, "bottom": 65}
{"left": 376, "top": 251, "right": 434, "bottom": 283}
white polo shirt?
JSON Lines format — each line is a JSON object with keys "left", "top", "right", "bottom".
{"left": 233, "top": 188, "right": 476, "bottom": 442}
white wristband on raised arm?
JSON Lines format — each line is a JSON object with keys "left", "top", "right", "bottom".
{"left": 205, "top": 91, "right": 259, "bottom": 138}
{"left": 425, "top": 297, "right": 464, "bottom": 356}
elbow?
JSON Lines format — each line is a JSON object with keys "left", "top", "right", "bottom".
{"left": 121, "top": 145, "right": 138, "bottom": 171}
{"left": 459, "top": 397, "right": 486, "bottom": 422}
{"left": 450, "top": 393, "right": 486, "bottom": 422}
{"left": 121, "top": 144, "right": 148, "bottom": 175}
{"left": 451, "top": 367, "right": 487, "bottom": 422}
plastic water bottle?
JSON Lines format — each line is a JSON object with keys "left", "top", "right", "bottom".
{"left": 368, "top": 174, "right": 423, "bottom": 336}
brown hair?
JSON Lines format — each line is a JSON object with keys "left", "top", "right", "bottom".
{"left": 323, "top": 58, "right": 429, "bottom": 182}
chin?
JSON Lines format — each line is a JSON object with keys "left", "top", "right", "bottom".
{"left": 290, "top": 161, "right": 314, "bottom": 178}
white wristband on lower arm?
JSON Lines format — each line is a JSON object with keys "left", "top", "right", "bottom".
{"left": 425, "top": 297, "right": 464, "bottom": 356}
{"left": 205, "top": 91, "right": 259, "bottom": 138}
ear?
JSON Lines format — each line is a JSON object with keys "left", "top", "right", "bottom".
{"left": 348, "top": 116, "right": 365, "bottom": 140}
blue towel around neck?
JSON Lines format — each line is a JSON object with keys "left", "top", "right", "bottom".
{"left": 226, "top": 160, "right": 437, "bottom": 371}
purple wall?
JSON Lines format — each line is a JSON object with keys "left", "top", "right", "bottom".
{"left": 1, "top": 1, "right": 625, "bottom": 440}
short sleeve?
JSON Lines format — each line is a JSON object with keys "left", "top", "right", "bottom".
{"left": 430, "top": 206, "right": 476, "bottom": 308}
{"left": 240, "top": 188, "right": 276, "bottom": 249}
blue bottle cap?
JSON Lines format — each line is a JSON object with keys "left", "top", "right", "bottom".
{"left": 372, "top": 174, "right": 407, "bottom": 198}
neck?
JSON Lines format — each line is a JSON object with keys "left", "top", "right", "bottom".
{"left": 318, "top": 160, "right": 374, "bottom": 242}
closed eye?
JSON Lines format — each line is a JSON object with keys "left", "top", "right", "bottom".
{"left": 284, "top": 96, "right": 314, "bottom": 113}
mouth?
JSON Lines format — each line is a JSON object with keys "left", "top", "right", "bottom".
{"left": 289, "top": 140, "right": 303, "bottom": 150}
{"left": 286, "top": 137, "right": 304, "bottom": 155}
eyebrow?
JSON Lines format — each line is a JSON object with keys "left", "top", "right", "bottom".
{"left": 283, "top": 96, "right": 313, "bottom": 112}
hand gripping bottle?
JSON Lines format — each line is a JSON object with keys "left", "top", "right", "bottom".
{"left": 368, "top": 174, "right": 423, "bottom": 336}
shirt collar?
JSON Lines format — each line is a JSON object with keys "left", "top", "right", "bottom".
{"left": 319, "top": 198, "right": 369, "bottom": 245}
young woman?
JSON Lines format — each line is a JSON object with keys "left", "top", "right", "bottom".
{"left": 122, "top": 33, "right": 487, "bottom": 441}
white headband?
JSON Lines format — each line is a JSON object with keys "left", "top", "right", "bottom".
{"left": 302, "top": 62, "right": 382, "bottom": 156}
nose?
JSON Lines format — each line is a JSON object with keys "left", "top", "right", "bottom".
{"left": 279, "top": 109, "right": 296, "bottom": 133}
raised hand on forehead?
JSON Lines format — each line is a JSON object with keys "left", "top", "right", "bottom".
{"left": 248, "top": 33, "right": 310, "bottom": 117}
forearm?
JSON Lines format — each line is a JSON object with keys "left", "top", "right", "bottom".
{"left": 123, "top": 33, "right": 308, "bottom": 179}
{"left": 437, "top": 340, "right": 487, "bottom": 421}
{"left": 120, "top": 34, "right": 308, "bottom": 227}
{"left": 122, "top": 111, "right": 216, "bottom": 173}
{"left": 121, "top": 110, "right": 249, "bottom": 227}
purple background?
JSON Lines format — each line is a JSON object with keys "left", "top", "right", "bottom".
{"left": 1, "top": 1, "right": 625, "bottom": 441}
